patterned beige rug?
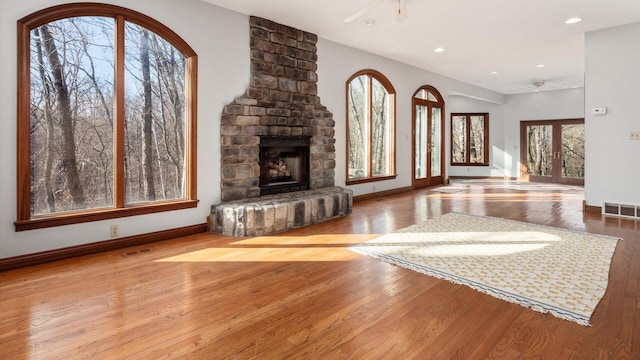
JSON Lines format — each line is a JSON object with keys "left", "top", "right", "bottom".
{"left": 351, "top": 213, "right": 620, "bottom": 326}
{"left": 430, "top": 186, "right": 467, "bottom": 194}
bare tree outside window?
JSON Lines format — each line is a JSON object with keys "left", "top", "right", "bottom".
{"left": 371, "top": 78, "right": 390, "bottom": 176}
{"left": 124, "top": 22, "right": 186, "bottom": 204}
{"left": 30, "top": 17, "right": 115, "bottom": 215}
{"left": 451, "top": 113, "right": 489, "bottom": 166}
{"left": 346, "top": 70, "right": 396, "bottom": 184}
{"left": 17, "top": 4, "right": 197, "bottom": 230}
{"left": 347, "top": 75, "right": 367, "bottom": 179}
{"left": 523, "top": 121, "right": 584, "bottom": 180}
{"left": 526, "top": 125, "right": 553, "bottom": 176}
{"left": 560, "top": 124, "right": 585, "bottom": 178}
{"left": 451, "top": 115, "right": 467, "bottom": 163}
{"left": 469, "top": 115, "right": 486, "bottom": 163}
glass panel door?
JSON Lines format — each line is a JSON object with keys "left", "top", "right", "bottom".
{"left": 525, "top": 124, "right": 553, "bottom": 179}
{"left": 431, "top": 107, "right": 441, "bottom": 177}
{"left": 520, "top": 120, "right": 584, "bottom": 185}
{"left": 415, "top": 105, "right": 427, "bottom": 180}
{"left": 560, "top": 124, "right": 585, "bottom": 180}
{"left": 412, "top": 86, "right": 444, "bottom": 189}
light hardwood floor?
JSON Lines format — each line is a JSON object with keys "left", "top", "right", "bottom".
{"left": 1, "top": 181, "right": 638, "bottom": 359}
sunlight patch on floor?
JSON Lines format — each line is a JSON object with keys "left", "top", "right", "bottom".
{"left": 156, "top": 234, "right": 381, "bottom": 262}
{"left": 229, "top": 234, "right": 378, "bottom": 246}
{"left": 156, "top": 246, "right": 362, "bottom": 262}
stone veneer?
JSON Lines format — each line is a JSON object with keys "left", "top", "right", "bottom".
{"left": 211, "top": 187, "right": 352, "bottom": 236}
{"left": 220, "top": 16, "right": 336, "bottom": 202}
{"left": 212, "top": 17, "right": 351, "bottom": 236}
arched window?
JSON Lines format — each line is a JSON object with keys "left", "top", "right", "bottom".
{"left": 16, "top": 3, "right": 198, "bottom": 231}
{"left": 346, "top": 70, "right": 396, "bottom": 184}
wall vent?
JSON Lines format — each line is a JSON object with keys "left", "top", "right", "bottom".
{"left": 121, "top": 248, "right": 153, "bottom": 257}
{"left": 602, "top": 202, "right": 640, "bottom": 219}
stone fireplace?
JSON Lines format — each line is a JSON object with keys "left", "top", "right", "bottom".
{"left": 219, "top": 16, "right": 336, "bottom": 202}
{"left": 210, "top": 17, "right": 352, "bottom": 236}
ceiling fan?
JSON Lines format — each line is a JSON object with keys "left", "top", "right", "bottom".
{"left": 530, "top": 80, "right": 546, "bottom": 92}
{"left": 510, "top": 75, "right": 580, "bottom": 93}
{"left": 343, "top": 0, "right": 408, "bottom": 23}
{"left": 511, "top": 79, "right": 552, "bottom": 93}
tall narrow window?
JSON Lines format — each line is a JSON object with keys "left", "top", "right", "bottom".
{"left": 451, "top": 113, "right": 489, "bottom": 166}
{"left": 16, "top": 3, "right": 198, "bottom": 231}
{"left": 346, "top": 70, "right": 396, "bottom": 184}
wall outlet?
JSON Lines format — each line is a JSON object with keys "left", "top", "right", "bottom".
{"left": 629, "top": 131, "right": 640, "bottom": 140}
{"left": 110, "top": 225, "right": 119, "bottom": 237}
{"left": 592, "top": 107, "right": 607, "bottom": 115}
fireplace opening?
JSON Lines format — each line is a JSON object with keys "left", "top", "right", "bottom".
{"left": 259, "top": 136, "right": 310, "bottom": 195}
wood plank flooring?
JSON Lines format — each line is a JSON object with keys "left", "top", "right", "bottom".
{"left": 1, "top": 180, "right": 638, "bottom": 359}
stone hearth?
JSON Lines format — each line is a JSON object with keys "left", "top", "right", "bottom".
{"left": 211, "top": 17, "right": 351, "bottom": 236}
{"left": 211, "top": 187, "right": 352, "bottom": 236}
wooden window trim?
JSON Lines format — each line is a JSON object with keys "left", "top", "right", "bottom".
{"left": 345, "top": 69, "right": 396, "bottom": 185}
{"left": 450, "top": 113, "right": 490, "bottom": 166}
{"left": 346, "top": 175, "right": 398, "bottom": 186}
{"left": 15, "top": 3, "right": 198, "bottom": 231}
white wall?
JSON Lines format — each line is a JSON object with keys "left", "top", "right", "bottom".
{"left": 447, "top": 96, "right": 506, "bottom": 178}
{"left": 502, "top": 89, "right": 585, "bottom": 178}
{"left": 585, "top": 22, "right": 640, "bottom": 207}
{"left": 0, "top": 0, "right": 250, "bottom": 258}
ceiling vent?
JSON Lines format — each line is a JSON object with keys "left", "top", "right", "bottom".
{"left": 603, "top": 202, "right": 640, "bottom": 219}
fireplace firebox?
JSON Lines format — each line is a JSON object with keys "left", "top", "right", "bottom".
{"left": 259, "top": 136, "right": 310, "bottom": 196}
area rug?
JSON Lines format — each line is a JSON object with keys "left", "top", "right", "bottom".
{"left": 350, "top": 212, "right": 620, "bottom": 326}
{"left": 430, "top": 186, "right": 466, "bottom": 194}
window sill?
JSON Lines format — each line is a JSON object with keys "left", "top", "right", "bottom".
{"left": 14, "top": 199, "right": 198, "bottom": 231}
{"left": 451, "top": 163, "right": 490, "bottom": 167}
{"left": 346, "top": 174, "right": 397, "bottom": 186}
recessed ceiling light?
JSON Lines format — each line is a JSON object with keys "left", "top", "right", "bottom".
{"left": 565, "top": 17, "right": 582, "bottom": 24}
{"left": 434, "top": 47, "right": 445, "bottom": 53}
{"left": 536, "top": 64, "right": 545, "bottom": 68}
{"left": 490, "top": 71, "right": 498, "bottom": 75}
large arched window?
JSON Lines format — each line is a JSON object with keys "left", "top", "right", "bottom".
{"left": 16, "top": 3, "right": 198, "bottom": 231}
{"left": 346, "top": 70, "right": 396, "bottom": 184}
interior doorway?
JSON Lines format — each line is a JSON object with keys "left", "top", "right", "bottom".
{"left": 520, "top": 119, "right": 585, "bottom": 185}
{"left": 412, "top": 85, "right": 445, "bottom": 189}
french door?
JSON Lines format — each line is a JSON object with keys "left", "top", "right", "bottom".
{"left": 520, "top": 119, "right": 585, "bottom": 185}
{"left": 412, "top": 86, "right": 444, "bottom": 189}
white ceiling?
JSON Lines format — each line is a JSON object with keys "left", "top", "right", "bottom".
{"left": 200, "top": 0, "right": 640, "bottom": 95}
